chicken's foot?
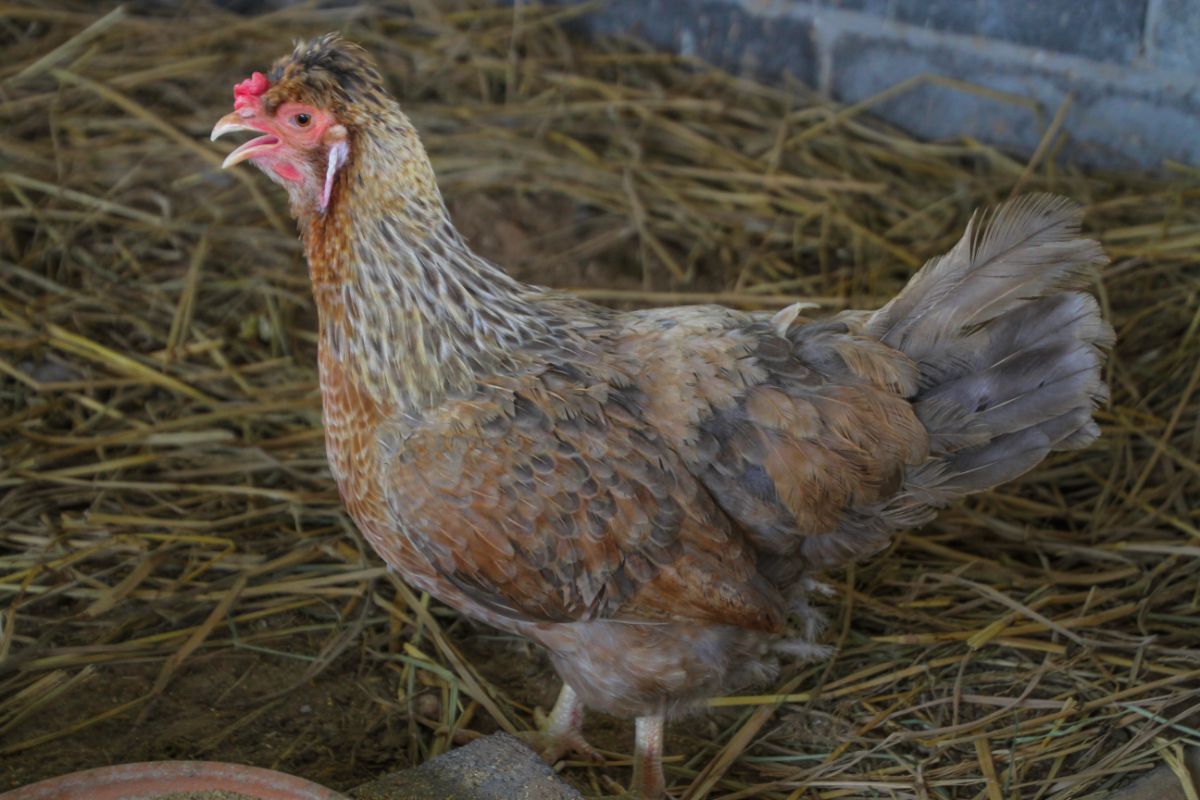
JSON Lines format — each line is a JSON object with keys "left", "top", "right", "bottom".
{"left": 525, "top": 683, "right": 604, "bottom": 765}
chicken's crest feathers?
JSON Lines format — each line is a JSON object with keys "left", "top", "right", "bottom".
{"left": 262, "top": 33, "right": 392, "bottom": 123}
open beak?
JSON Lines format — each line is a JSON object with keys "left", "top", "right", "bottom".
{"left": 211, "top": 111, "right": 280, "bottom": 169}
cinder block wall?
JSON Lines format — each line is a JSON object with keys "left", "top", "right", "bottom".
{"left": 566, "top": 0, "right": 1200, "bottom": 169}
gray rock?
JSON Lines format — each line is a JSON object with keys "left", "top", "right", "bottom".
{"left": 1102, "top": 747, "right": 1200, "bottom": 800}
{"left": 352, "top": 734, "right": 583, "bottom": 800}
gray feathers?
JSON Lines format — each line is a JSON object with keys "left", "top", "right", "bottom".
{"left": 877, "top": 194, "right": 1113, "bottom": 507}
{"left": 869, "top": 194, "right": 1108, "bottom": 377}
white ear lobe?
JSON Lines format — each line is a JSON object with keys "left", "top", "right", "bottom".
{"left": 321, "top": 138, "right": 349, "bottom": 212}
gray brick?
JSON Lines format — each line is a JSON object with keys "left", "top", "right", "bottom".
{"left": 565, "top": 0, "right": 818, "bottom": 85}
{"left": 889, "top": 0, "right": 980, "bottom": 39}
{"left": 805, "top": 0, "right": 892, "bottom": 13}
{"left": 830, "top": 32, "right": 1200, "bottom": 168}
{"left": 890, "top": 0, "right": 1149, "bottom": 64}
{"left": 831, "top": 34, "right": 1061, "bottom": 154}
{"left": 1148, "top": 0, "right": 1200, "bottom": 71}
{"left": 563, "top": 0, "right": 1199, "bottom": 167}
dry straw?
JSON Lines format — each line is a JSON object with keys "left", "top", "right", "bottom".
{"left": 1, "top": 2, "right": 1198, "bottom": 798}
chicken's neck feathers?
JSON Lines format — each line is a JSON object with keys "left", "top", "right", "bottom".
{"left": 305, "top": 118, "right": 554, "bottom": 413}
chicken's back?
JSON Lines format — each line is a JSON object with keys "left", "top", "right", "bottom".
{"left": 616, "top": 304, "right": 931, "bottom": 574}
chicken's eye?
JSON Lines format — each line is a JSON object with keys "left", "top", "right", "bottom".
{"left": 294, "top": 113, "right": 312, "bottom": 127}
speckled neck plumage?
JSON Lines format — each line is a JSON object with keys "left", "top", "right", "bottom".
{"left": 303, "top": 109, "right": 552, "bottom": 412}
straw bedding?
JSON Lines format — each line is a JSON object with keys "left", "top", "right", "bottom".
{"left": 2, "top": 2, "right": 1198, "bottom": 798}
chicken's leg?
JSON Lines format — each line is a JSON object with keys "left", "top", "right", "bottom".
{"left": 526, "top": 683, "right": 603, "bottom": 764}
{"left": 631, "top": 714, "right": 666, "bottom": 798}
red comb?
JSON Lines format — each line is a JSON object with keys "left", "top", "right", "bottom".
{"left": 233, "top": 71, "right": 270, "bottom": 110}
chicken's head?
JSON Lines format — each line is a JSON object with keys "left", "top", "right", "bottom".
{"left": 211, "top": 34, "right": 389, "bottom": 215}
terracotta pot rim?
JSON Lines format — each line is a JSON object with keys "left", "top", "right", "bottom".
{"left": 0, "top": 760, "right": 347, "bottom": 800}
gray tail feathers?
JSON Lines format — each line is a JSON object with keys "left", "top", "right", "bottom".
{"left": 866, "top": 194, "right": 1113, "bottom": 504}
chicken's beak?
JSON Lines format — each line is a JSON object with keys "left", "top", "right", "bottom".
{"left": 211, "top": 111, "right": 280, "bottom": 169}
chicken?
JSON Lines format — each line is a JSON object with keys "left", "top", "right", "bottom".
{"left": 211, "top": 35, "right": 1112, "bottom": 798}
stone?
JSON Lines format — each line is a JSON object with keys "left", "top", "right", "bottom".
{"left": 351, "top": 734, "right": 583, "bottom": 800}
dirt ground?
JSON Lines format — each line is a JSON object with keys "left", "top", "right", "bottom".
{"left": 2, "top": 612, "right": 745, "bottom": 794}
{"left": 2, "top": 613, "right": 572, "bottom": 792}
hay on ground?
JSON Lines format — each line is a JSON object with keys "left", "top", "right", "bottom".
{"left": 1, "top": 3, "right": 1198, "bottom": 798}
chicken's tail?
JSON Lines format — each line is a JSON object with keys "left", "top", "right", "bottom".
{"left": 866, "top": 194, "right": 1113, "bottom": 507}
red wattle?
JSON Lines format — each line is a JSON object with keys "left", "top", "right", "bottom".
{"left": 272, "top": 162, "right": 301, "bottom": 182}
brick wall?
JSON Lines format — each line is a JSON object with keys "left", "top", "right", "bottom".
{"left": 565, "top": 0, "right": 1200, "bottom": 169}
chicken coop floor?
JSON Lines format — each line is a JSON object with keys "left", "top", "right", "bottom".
{"left": 2, "top": 3, "right": 1198, "bottom": 799}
